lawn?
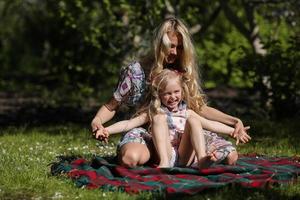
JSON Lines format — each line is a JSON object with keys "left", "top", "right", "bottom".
{"left": 0, "top": 118, "right": 300, "bottom": 200}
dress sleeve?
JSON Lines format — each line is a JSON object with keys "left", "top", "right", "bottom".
{"left": 113, "top": 61, "right": 146, "bottom": 107}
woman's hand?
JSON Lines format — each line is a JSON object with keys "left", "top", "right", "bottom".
{"left": 91, "top": 116, "right": 103, "bottom": 134}
{"left": 231, "top": 118, "right": 244, "bottom": 137}
{"left": 231, "top": 121, "right": 251, "bottom": 145}
{"left": 235, "top": 127, "right": 251, "bottom": 145}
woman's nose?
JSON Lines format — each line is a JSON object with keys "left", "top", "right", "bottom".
{"left": 170, "top": 47, "right": 177, "bottom": 55}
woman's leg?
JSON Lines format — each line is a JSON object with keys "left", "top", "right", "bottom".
{"left": 117, "top": 127, "right": 153, "bottom": 167}
{"left": 226, "top": 151, "right": 238, "bottom": 165}
{"left": 203, "top": 131, "right": 237, "bottom": 165}
{"left": 118, "top": 142, "right": 151, "bottom": 167}
{"left": 151, "top": 113, "right": 172, "bottom": 167}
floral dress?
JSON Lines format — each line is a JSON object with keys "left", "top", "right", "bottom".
{"left": 161, "top": 101, "right": 187, "bottom": 167}
{"left": 113, "top": 61, "right": 236, "bottom": 164}
{"left": 114, "top": 61, "right": 152, "bottom": 148}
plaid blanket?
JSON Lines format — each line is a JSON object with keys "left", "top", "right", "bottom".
{"left": 50, "top": 154, "right": 300, "bottom": 195}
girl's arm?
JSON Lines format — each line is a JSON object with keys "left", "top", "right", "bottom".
{"left": 105, "top": 112, "right": 149, "bottom": 134}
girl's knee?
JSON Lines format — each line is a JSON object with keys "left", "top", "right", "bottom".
{"left": 187, "top": 115, "right": 203, "bottom": 129}
{"left": 152, "top": 113, "right": 167, "bottom": 124}
{"left": 226, "top": 151, "right": 238, "bottom": 165}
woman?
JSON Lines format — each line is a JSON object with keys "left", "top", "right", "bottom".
{"left": 91, "top": 17, "right": 250, "bottom": 167}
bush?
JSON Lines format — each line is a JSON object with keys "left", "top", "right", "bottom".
{"left": 237, "top": 36, "right": 300, "bottom": 118}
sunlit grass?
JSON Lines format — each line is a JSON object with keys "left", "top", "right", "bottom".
{"left": 0, "top": 119, "right": 299, "bottom": 199}
{"left": 0, "top": 125, "right": 141, "bottom": 200}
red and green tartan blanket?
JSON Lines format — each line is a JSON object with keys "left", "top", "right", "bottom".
{"left": 50, "top": 154, "right": 300, "bottom": 195}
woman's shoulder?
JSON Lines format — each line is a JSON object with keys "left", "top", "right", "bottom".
{"left": 114, "top": 60, "right": 147, "bottom": 107}
{"left": 121, "top": 61, "right": 144, "bottom": 75}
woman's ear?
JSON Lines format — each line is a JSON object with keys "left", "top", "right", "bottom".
{"left": 182, "top": 83, "right": 189, "bottom": 103}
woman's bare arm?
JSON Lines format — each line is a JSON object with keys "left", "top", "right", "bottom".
{"left": 200, "top": 104, "right": 249, "bottom": 139}
{"left": 188, "top": 109, "right": 234, "bottom": 135}
{"left": 91, "top": 97, "right": 118, "bottom": 132}
{"left": 188, "top": 109, "right": 251, "bottom": 144}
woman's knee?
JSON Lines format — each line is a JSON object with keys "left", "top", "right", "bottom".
{"left": 119, "top": 150, "right": 139, "bottom": 167}
{"left": 119, "top": 143, "right": 150, "bottom": 167}
{"left": 226, "top": 151, "right": 238, "bottom": 165}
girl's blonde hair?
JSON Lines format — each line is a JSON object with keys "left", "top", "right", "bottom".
{"left": 149, "top": 69, "right": 188, "bottom": 116}
{"left": 142, "top": 17, "right": 206, "bottom": 115}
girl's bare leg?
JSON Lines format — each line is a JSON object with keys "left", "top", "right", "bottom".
{"left": 186, "top": 116, "right": 210, "bottom": 168}
{"left": 177, "top": 123, "right": 195, "bottom": 166}
{"left": 180, "top": 115, "right": 217, "bottom": 169}
{"left": 152, "top": 113, "right": 172, "bottom": 168}
{"left": 119, "top": 143, "right": 151, "bottom": 167}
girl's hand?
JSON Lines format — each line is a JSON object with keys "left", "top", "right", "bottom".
{"left": 95, "top": 128, "right": 110, "bottom": 143}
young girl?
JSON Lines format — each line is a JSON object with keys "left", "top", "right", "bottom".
{"left": 96, "top": 69, "right": 248, "bottom": 168}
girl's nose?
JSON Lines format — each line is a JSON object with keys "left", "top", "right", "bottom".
{"left": 171, "top": 93, "right": 176, "bottom": 100}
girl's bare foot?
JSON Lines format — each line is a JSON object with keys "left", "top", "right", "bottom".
{"left": 157, "top": 162, "right": 170, "bottom": 168}
{"left": 198, "top": 148, "right": 218, "bottom": 169}
{"left": 197, "top": 156, "right": 214, "bottom": 169}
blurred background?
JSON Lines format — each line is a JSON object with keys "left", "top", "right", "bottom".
{"left": 0, "top": 0, "right": 299, "bottom": 125}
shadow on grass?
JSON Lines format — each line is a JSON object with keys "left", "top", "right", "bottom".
{"left": 0, "top": 105, "right": 96, "bottom": 126}
{"left": 0, "top": 122, "right": 89, "bottom": 136}
{"left": 1, "top": 191, "right": 35, "bottom": 200}
{"left": 247, "top": 117, "right": 300, "bottom": 154}
{"left": 168, "top": 184, "right": 300, "bottom": 200}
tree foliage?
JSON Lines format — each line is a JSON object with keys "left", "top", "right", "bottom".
{"left": 0, "top": 0, "right": 298, "bottom": 118}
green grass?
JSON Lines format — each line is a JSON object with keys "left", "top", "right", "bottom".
{"left": 0, "top": 119, "right": 300, "bottom": 200}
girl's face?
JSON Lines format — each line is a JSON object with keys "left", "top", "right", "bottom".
{"left": 159, "top": 78, "right": 182, "bottom": 112}
{"left": 164, "top": 32, "right": 183, "bottom": 64}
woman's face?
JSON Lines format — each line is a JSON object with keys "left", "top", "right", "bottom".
{"left": 165, "top": 32, "right": 183, "bottom": 64}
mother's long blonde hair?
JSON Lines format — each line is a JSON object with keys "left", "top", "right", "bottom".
{"left": 141, "top": 17, "right": 206, "bottom": 114}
